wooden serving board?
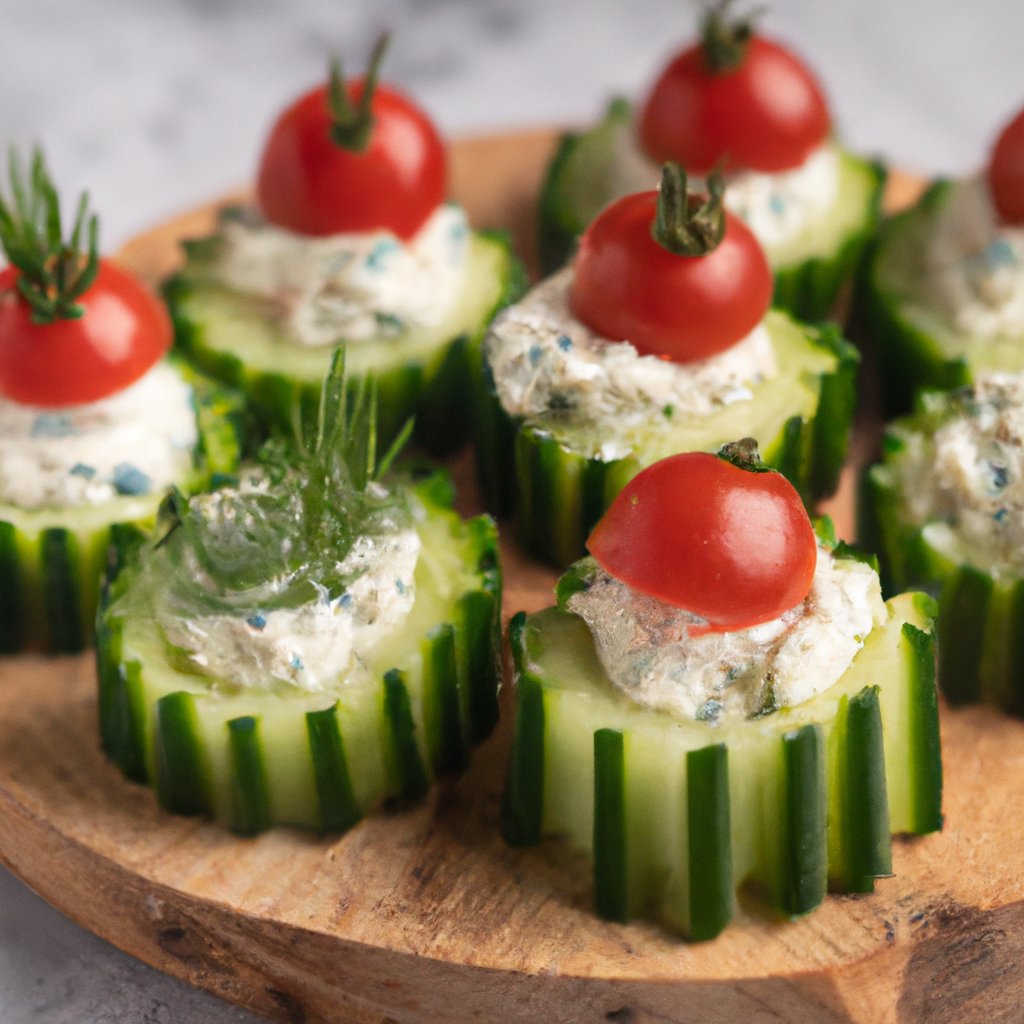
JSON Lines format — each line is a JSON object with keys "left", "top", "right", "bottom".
{"left": 2, "top": 131, "right": 1024, "bottom": 1024}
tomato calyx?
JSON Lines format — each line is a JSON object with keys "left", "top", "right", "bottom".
{"left": 714, "top": 435, "right": 773, "bottom": 473}
{"left": 700, "top": 0, "right": 755, "bottom": 74}
{"left": 653, "top": 162, "right": 725, "bottom": 257}
{"left": 0, "top": 148, "right": 100, "bottom": 324}
{"left": 327, "top": 33, "right": 388, "bottom": 153}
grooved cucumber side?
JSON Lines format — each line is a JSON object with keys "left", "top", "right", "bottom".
{"left": 96, "top": 479, "right": 503, "bottom": 835}
{"left": 167, "top": 231, "right": 525, "bottom": 455}
{"left": 479, "top": 310, "right": 858, "bottom": 565}
{"left": 0, "top": 367, "right": 244, "bottom": 654}
{"left": 537, "top": 99, "right": 885, "bottom": 321}
{"left": 503, "top": 586, "right": 941, "bottom": 940}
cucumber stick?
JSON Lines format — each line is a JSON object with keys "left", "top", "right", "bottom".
{"left": 503, "top": 588, "right": 941, "bottom": 940}
{"left": 0, "top": 366, "right": 244, "bottom": 654}
{"left": 97, "top": 479, "right": 501, "bottom": 834}
{"left": 538, "top": 99, "right": 884, "bottom": 322}
{"left": 166, "top": 230, "right": 525, "bottom": 455}
{"left": 479, "top": 309, "right": 858, "bottom": 565}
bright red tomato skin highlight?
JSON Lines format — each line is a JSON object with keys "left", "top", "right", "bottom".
{"left": 988, "top": 107, "right": 1024, "bottom": 225}
{"left": 256, "top": 77, "right": 446, "bottom": 240}
{"left": 638, "top": 36, "right": 830, "bottom": 175}
{"left": 586, "top": 451, "right": 817, "bottom": 631}
{"left": 0, "top": 260, "right": 171, "bottom": 408}
{"left": 569, "top": 190, "right": 772, "bottom": 361}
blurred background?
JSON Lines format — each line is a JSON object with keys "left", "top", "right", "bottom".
{"left": 1, "top": 1, "right": 1023, "bottom": 1021}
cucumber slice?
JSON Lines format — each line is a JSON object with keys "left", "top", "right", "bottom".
{"left": 96, "top": 475, "right": 502, "bottom": 834}
{"left": 166, "top": 229, "right": 524, "bottom": 455}
{"left": 479, "top": 308, "right": 858, "bottom": 565}
{"left": 0, "top": 365, "right": 244, "bottom": 654}
{"left": 503, "top": 580, "right": 941, "bottom": 939}
{"left": 538, "top": 100, "right": 885, "bottom": 321}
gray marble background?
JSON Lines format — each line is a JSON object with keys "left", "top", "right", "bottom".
{"left": 1, "top": 1, "right": 1022, "bottom": 1021}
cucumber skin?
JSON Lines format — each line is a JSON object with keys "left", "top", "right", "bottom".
{"left": 0, "top": 369, "right": 245, "bottom": 655}
{"left": 478, "top": 323, "right": 858, "bottom": 566}
{"left": 96, "top": 476, "right": 503, "bottom": 835}
{"left": 857, "top": 181, "right": 973, "bottom": 415}
{"left": 537, "top": 102, "right": 886, "bottom": 323}
{"left": 166, "top": 231, "right": 527, "bottom": 457}
{"left": 503, "top": 581, "right": 941, "bottom": 940}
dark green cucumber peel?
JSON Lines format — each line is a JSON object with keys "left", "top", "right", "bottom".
{"left": 937, "top": 566, "right": 992, "bottom": 707}
{"left": 154, "top": 691, "right": 212, "bottom": 817}
{"left": 40, "top": 527, "right": 83, "bottom": 653}
{"left": 462, "top": 514, "right": 503, "bottom": 746}
{"left": 383, "top": 668, "right": 430, "bottom": 803}
{"left": 0, "top": 522, "right": 24, "bottom": 654}
{"left": 98, "top": 656, "right": 149, "bottom": 784}
{"left": 423, "top": 623, "right": 467, "bottom": 776}
{"left": 686, "top": 743, "right": 733, "bottom": 940}
{"left": 227, "top": 716, "right": 272, "bottom": 836}
{"left": 780, "top": 724, "right": 828, "bottom": 916}
{"left": 306, "top": 704, "right": 362, "bottom": 834}
{"left": 593, "top": 728, "right": 628, "bottom": 924}
{"left": 901, "top": 621, "right": 943, "bottom": 835}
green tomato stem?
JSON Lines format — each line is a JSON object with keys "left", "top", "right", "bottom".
{"left": 701, "top": 0, "right": 757, "bottom": 75}
{"left": 651, "top": 162, "right": 725, "bottom": 257}
{"left": 328, "top": 32, "right": 390, "bottom": 153}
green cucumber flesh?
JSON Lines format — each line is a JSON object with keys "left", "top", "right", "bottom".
{"left": 503, "top": 589, "right": 940, "bottom": 939}
{"left": 97, "top": 482, "right": 502, "bottom": 834}
{"left": 168, "top": 232, "right": 522, "bottom": 454}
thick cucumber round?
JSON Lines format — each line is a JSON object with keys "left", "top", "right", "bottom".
{"left": 538, "top": 100, "right": 885, "bottom": 322}
{"left": 503, "top": 581, "right": 941, "bottom": 940}
{"left": 479, "top": 309, "right": 858, "bottom": 565}
{"left": 0, "top": 366, "right": 244, "bottom": 654}
{"left": 96, "top": 476, "right": 501, "bottom": 834}
{"left": 166, "top": 229, "right": 525, "bottom": 455}
{"left": 862, "top": 396, "right": 1024, "bottom": 714}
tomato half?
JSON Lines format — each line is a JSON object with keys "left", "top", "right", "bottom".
{"left": 256, "top": 76, "right": 446, "bottom": 240}
{"left": 988, "top": 107, "right": 1024, "bottom": 225}
{"left": 0, "top": 259, "right": 171, "bottom": 407}
{"left": 569, "top": 188, "right": 772, "bottom": 361}
{"left": 638, "top": 35, "right": 830, "bottom": 175}
{"left": 587, "top": 449, "right": 817, "bottom": 631}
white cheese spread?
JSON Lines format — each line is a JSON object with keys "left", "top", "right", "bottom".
{"left": 484, "top": 267, "right": 778, "bottom": 460}
{"left": 0, "top": 362, "right": 198, "bottom": 510}
{"left": 161, "top": 525, "right": 421, "bottom": 693}
{"left": 895, "top": 373, "right": 1024, "bottom": 575}
{"left": 208, "top": 202, "right": 470, "bottom": 345}
{"left": 566, "top": 548, "right": 885, "bottom": 723}
{"left": 919, "top": 177, "right": 1024, "bottom": 338}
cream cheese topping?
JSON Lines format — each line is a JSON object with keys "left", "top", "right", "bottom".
{"left": 484, "top": 267, "right": 778, "bottom": 461}
{"left": 209, "top": 203, "right": 470, "bottom": 345}
{"left": 161, "top": 525, "right": 421, "bottom": 693}
{"left": 895, "top": 373, "right": 1024, "bottom": 575}
{"left": 919, "top": 177, "right": 1024, "bottom": 338}
{"left": 566, "top": 549, "right": 885, "bottom": 724}
{"left": 0, "top": 362, "right": 198, "bottom": 510}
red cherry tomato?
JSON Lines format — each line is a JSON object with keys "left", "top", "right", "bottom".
{"left": 569, "top": 189, "right": 772, "bottom": 361}
{"left": 587, "top": 450, "right": 817, "bottom": 631}
{"left": 0, "top": 259, "right": 171, "bottom": 407}
{"left": 638, "top": 35, "right": 830, "bottom": 175}
{"left": 988, "top": 107, "right": 1024, "bottom": 225}
{"left": 256, "top": 76, "right": 446, "bottom": 240}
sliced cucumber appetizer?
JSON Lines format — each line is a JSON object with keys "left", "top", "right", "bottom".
{"left": 97, "top": 358, "right": 501, "bottom": 834}
{"left": 479, "top": 307, "right": 858, "bottom": 566}
{"left": 862, "top": 379, "right": 1024, "bottom": 713}
{"left": 0, "top": 366, "right": 244, "bottom": 654}
{"left": 166, "top": 221, "right": 524, "bottom": 455}
{"left": 860, "top": 179, "right": 1024, "bottom": 413}
{"left": 504, "top": 566, "right": 941, "bottom": 940}
{"left": 538, "top": 100, "right": 884, "bottom": 322}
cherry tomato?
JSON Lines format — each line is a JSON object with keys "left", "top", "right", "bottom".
{"left": 256, "top": 76, "right": 446, "bottom": 240}
{"left": 638, "top": 35, "right": 830, "bottom": 175}
{"left": 587, "top": 449, "right": 817, "bottom": 631}
{"left": 0, "top": 259, "right": 171, "bottom": 407}
{"left": 988, "top": 107, "right": 1024, "bottom": 225}
{"left": 569, "top": 188, "right": 772, "bottom": 361}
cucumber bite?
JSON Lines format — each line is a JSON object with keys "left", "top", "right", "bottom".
{"left": 537, "top": 5, "right": 884, "bottom": 321}
{"left": 482, "top": 165, "right": 857, "bottom": 565}
{"left": 863, "top": 373, "right": 1024, "bottom": 713}
{"left": 505, "top": 445, "right": 942, "bottom": 940}
{"left": 0, "top": 150, "right": 243, "bottom": 653}
{"left": 166, "top": 37, "right": 523, "bottom": 455}
{"left": 97, "top": 353, "right": 501, "bottom": 834}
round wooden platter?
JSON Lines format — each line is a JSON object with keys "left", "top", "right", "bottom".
{"left": 2, "top": 131, "right": 1024, "bottom": 1024}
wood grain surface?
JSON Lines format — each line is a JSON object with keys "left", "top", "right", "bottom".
{"left": 2, "top": 131, "right": 1022, "bottom": 1024}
